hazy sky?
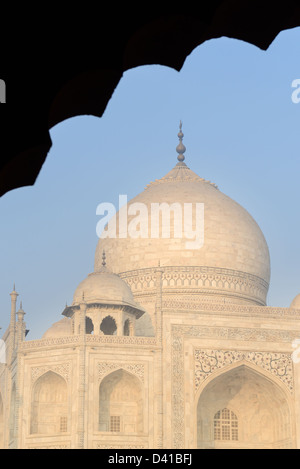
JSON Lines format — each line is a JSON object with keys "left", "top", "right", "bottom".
{"left": 1, "top": 28, "right": 300, "bottom": 339}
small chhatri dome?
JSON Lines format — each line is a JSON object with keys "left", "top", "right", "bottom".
{"left": 72, "top": 262, "right": 144, "bottom": 313}
{"left": 72, "top": 271, "right": 135, "bottom": 306}
{"left": 42, "top": 317, "right": 72, "bottom": 339}
{"left": 290, "top": 294, "right": 300, "bottom": 309}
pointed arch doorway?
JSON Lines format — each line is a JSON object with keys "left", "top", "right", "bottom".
{"left": 197, "top": 364, "right": 295, "bottom": 449}
{"left": 99, "top": 369, "right": 144, "bottom": 434}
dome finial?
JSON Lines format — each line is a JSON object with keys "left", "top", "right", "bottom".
{"left": 102, "top": 250, "right": 106, "bottom": 267}
{"left": 176, "top": 121, "right": 186, "bottom": 162}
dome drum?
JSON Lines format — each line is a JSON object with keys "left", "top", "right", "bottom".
{"left": 120, "top": 265, "right": 269, "bottom": 307}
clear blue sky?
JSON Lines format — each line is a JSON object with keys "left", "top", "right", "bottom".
{"left": 1, "top": 28, "right": 300, "bottom": 339}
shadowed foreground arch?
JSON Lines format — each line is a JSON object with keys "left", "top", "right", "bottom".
{"left": 197, "top": 364, "right": 295, "bottom": 449}
{"left": 1, "top": 2, "right": 300, "bottom": 197}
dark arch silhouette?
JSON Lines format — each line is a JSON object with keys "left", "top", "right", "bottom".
{"left": 1, "top": 2, "right": 300, "bottom": 197}
{"left": 100, "top": 316, "right": 117, "bottom": 336}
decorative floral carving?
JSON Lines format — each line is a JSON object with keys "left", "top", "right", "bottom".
{"left": 31, "top": 362, "right": 71, "bottom": 384}
{"left": 21, "top": 335, "right": 80, "bottom": 350}
{"left": 194, "top": 349, "right": 294, "bottom": 393}
{"left": 120, "top": 266, "right": 269, "bottom": 304}
{"left": 171, "top": 324, "right": 297, "bottom": 449}
{"left": 172, "top": 324, "right": 300, "bottom": 343}
{"left": 20, "top": 335, "right": 156, "bottom": 351}
{"left": 86, "top": 336, "right": 156, "bottom": 347}
{"left": 98, "top": 362, "right": 145, "bottom": 383}
{"left": 164, "top": 298, "right": 300, "bottom": 319}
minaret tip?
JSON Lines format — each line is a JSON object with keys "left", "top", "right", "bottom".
{"left": 10, "top": 283, "right": 18, "bottom": 297}
{"left": 17, "top": 300, "right": 25, "bottom": 315}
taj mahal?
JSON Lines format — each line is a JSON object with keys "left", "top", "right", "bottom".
{"left": 1, "top": 125, "right": 300, "bottom": 449}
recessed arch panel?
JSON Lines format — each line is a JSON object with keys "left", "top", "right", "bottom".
{"left": 99, "top": 368, "right": 143, "bottom": 434}
{"left": 197, "top": 364, "right": 295, "bottom": 449}
{"left": 30, "top": 371, "right": 68, "bottom": 435}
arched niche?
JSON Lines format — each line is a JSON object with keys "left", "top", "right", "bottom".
{"left": 85, "top": 316, "right": 94, "bottom": 334}
{"left": 99, "top": 369, "right": 143, "bottom": 434}
{"left": 30, "top": 371, "right": 68, "bottom": 435}
{"left": 100, "top": 315, "right": 117, "bottom": 335}
{"left": 197, "top": 364, "right": 295, "bottom": 449}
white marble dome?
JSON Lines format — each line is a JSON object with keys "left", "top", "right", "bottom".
{"left": 94, "top": 160, "right": 270, "bottom": 305}
{"left": 42, "top": 317, "right": 72, "bottom": 338}
{"left": 72, "top": 268, "right": 138, "bottom": 308}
